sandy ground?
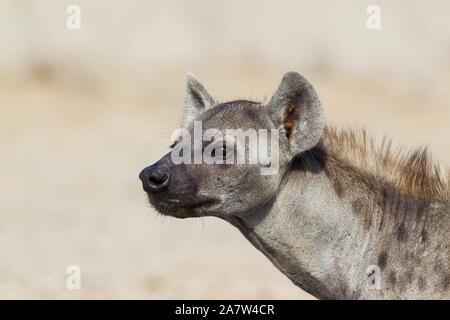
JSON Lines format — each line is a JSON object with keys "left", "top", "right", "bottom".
{"left": 0, "top": 1, "right": 449, "bottom": 299}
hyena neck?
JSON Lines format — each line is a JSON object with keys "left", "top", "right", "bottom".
{"left": 230, "top": 148, "right": 449, "bottom": 299}
{"left": 232, "top": 172, "right": 373, "bottom": 299}
{"left": 229, "top": 163, "right": 379, "bottom": 299}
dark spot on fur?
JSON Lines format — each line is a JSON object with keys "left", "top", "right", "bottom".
{"left": 420, "top": 229, "right": 428, "bottom": 244}
{"left": 442, "top": 275, "right": 450, "bottom": 291}
{"left": 418, "top": 277, "right": 426, "bottom": 291}
{"left": 332, "top": 179, "right": 344, "bottom": 198}
{"left": 378, "top": 252, "right": 388, "bottom": 269}
{"left": 405, "top": 270, "right": 413, "bottom": 283}
{"left": 348, "top": 290, "right": 361, "bottom": 300}
{"left": 379, "top": 187, "right": 389, "bottom": 216}
{"left": 433, "top": 260, "right": 446, "bottom": 274}
{"left": 397, "top": 224, "right": 407, "bottom": 242}
{"left": 351, "top": 199, "right": 372, "bottom": 230}
{"left": 389, "top": 271, "right": 397, "bottom": 287}
{"left": 352, "top": 199, "right": 363, "bottom": 213}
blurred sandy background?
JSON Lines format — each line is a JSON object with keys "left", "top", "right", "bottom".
{"left": 0, "top": 0, "right": 449, "bottom": 299}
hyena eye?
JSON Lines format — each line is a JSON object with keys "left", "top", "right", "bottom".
{"left": 211, "top": 143, "right": 226, "bottom": 159}
{"left": 204, "top": 139, "right": 234, "bottom": 164}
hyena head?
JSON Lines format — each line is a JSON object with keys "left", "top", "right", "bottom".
{"left": 139, "top": 72, "right": 325, "bottom": 219}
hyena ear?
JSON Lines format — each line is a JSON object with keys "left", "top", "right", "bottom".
{"left": 181, "top": 73, "right": 217, "bottom": 128}
{"left": 264, "top": 72, "right": 325, "bottom": 155}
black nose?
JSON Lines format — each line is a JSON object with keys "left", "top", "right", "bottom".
{"left": 139, "top": 162, "right": 170, "bottom": 193}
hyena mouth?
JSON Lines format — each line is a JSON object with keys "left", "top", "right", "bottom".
{"left": 147, "top": 195, "right": 218, "bottom": 218}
